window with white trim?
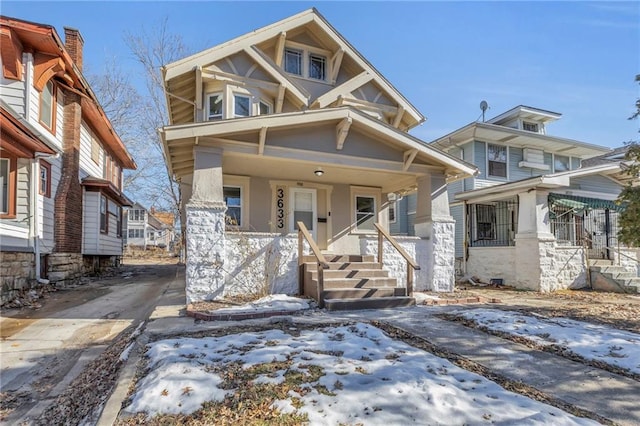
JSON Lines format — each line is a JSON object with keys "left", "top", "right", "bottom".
{"left": 309, "top": 53, "right": 326, "bottom": 80}
{"left": 258, "top": 100, "right": 271, "bottom": 115}
{"left": 0, "top": 156, "right": 16, "bottom": 218}
{"left": 487, "top": 144, "right": 507, "bottom": 178}
{"left": 223, "top": 186, "right": 242, "bottom": 227}
{"left": 207, "top": 93, "right": 223, "bottom": 120}
{"left": 40, "top": 79, "right": 55, "bottom": 132}
{"left": 233, "top": 94, "right": 251, "bottom": 117}
{"left": 355, "top": 195, "right": 376, "bottom": 231}
{"left": 522, "top": 121, "right": 539, "bottom": 133}
{"left": 284, "top": 48, "right": 302, "bottom": 76}
{"left": 388, "top": 201, "right": 397, "bottom": 223}
{"left": 100, "top": 194, "right": 108, "bottom": 234}
{"left": 554, "top": 155, "right": 570, "bottom": 172}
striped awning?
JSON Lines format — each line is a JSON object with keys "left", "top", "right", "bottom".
{"left": 548, "top": 193, "right": 626, "bottom": 213}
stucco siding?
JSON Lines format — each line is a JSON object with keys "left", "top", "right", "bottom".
{"left": 249, "top": 178, "right": 271, "bottom": 231}
{"left": 389, "top": 196, "right": 408, "bottom": 235}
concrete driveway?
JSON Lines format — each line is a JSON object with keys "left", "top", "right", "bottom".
{"left": 0, "top": 260, "right": 182, "bottom": 424}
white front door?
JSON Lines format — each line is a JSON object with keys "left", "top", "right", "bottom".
{"left": 289, "top": 188, "right": 317, "bottom": 240}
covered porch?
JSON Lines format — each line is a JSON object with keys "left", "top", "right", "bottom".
{"left": 161, "top": 107, "right": 477, "bottom": 303}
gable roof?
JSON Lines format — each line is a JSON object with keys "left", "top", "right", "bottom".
{"left": 162, "top": 8, "right": 424, "bottom": 129}
{"left": 0, "top": 15, "right": 136, "bottom": 170}
{"left": 487, "top": 105, "right": 562, "bottom": 125}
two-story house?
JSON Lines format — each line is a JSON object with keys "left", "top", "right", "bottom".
{"left": 0, "top": 16, "right": 136, "bottom": 304}
{"left": 124, "top": 203, "right": 175, "bottom": 251}
{"left": 429, "top": 105, "right": 636, "bottom": 291}
{"left": 160, "top": 8, "right": 478, "bottom": 307}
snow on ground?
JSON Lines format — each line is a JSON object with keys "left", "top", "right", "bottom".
{"left": 453, "top": 308, "right": 640, "bottom": 375}
{"left": 126, "top": 323, "right": 597, "bottom": 425}
{"left": 212, "top": 294, "right": 310, "bottom": 314}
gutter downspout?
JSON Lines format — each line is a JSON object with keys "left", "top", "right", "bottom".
{"left": 32, "top": 153, "right": 57, "bottom": 284}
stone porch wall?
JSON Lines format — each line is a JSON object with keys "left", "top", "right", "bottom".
{"left": 466, "top": 247, "right": 517, "bottom": 285}
{"left": 359, "top": 236, "right": 431, "bottom": 291}
{"left": 613, "top": 248, "right": 640, "bottom": 276}
{"left": 224, "top": 232, "right": 298, "bottom": 297}
{"left": 554, "top": 245, "right": 588, "bottom": 290}
{"left": 0, "top": 251, "right": 36, "bottom": 305}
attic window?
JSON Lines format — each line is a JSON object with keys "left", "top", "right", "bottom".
{"left": 523, "top": 121, "right": 539, "bottom": 132}
{"left": 309, "top": 54, "right": 326, "bottom": 80}
{"left": 207, "top": 93, "right": 223, "bottom": 120}
{"left": 284, "top": 48, "right": 302, "bottom": 76}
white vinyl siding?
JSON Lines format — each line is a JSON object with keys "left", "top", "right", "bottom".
{"left": 28, "top": 76, "right": 64, "bottom": 150}
{"left": 79, "top": 123, "right": 103, "bottom": 179}
{"left": 15, "top": 158, "right": 30, "bottom": 223}
{"left": 83, "top": 191, "right": 124, "bottom": 256}
{"left": 38, "top": 155, "right": 61, "bottom": 253}
{"left": 0, "top": 68, "right": 26, "bottom": 116}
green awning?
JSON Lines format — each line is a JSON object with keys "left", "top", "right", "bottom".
{"left": 548, "top": 193, "right": 626, "bottom": 213}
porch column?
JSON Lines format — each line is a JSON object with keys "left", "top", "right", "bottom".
{"left": 185, "top": 146, "right": 227, "bottom": 303}
{"left": 414, "top": 173, "right": 456, "bottom": 291}
{"left": 514, "top": 189, "right": 558, "bottom": 291}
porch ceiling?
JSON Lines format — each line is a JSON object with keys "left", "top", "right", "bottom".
{"left": 162, "top": 107, "right": 478, "bottom": 183}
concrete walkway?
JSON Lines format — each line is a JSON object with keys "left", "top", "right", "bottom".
{"left": 104, "top": 295, "right": 640, "bottom": 426}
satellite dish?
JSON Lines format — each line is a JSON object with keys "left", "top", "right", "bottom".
{"left": 480, "top": 100, "right": 489, "bottom": 122}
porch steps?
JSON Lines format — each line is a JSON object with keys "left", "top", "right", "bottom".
{"left": 589, "top": 265, "right": 640, "bottom": 294}
{"left": 301, "top": 254, "right": 415, "bottom": 310}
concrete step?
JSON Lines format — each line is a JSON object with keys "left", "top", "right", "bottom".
{"left": 590, "top": 266, "right": 631, "bottom": 274}
{"left": 307, "top": 269, "right": 390, "bottom": 279}
{"left": 319, "top": 277, "right": 398, "bottom": 289}
{"left": 304, "top": 261, "right": 382, "bottom": 270}
{"left": 321, "top": 287, "right": 405, "bottom": 299}
{"left": 589, "top": 259, "right": 614, "bottom": 267}
{"left": 301, "top": 254, "right": 375, "bottom": 263}
{"left": 325, "top": 296, "right": 416, "bottom": 311}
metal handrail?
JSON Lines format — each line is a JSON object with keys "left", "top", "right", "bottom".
{"left": 374, "top": 223, "right": 420, "bottom": 296}
{"left": 297, "top": 221, "right": 329, "bottom": 308}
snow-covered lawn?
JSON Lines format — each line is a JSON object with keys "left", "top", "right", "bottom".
{"left": 125, "top": 322, "right": 597, "bottom": 425}
{"left": 452, "top": 308, "right": 640, "bottom": 375}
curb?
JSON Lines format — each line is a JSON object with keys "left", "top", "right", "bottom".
{"left": 186, "top": 305, "right": 298, "bottom": 321}
{"left": 421, "top": 296, "right": 502, "bottom": 306}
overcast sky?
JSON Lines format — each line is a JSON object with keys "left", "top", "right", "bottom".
{"left": 4, "top": 1, "right": 639, "bottom": 149}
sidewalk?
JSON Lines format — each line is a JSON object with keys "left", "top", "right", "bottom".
{"left": 332, "top": 306, "right": 640, "bottom": 426}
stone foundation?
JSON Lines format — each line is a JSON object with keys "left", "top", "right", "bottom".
{"left": 83, "top": 255, "right": 120, "bottom": 275}
{"left": 0, "top": 251, "right": 36, "bottom": 305}
{"left": 48, "top": 253, "right": 83, "bottom": 286}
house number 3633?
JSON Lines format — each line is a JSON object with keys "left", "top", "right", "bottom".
{"left": 276, "top": 188, "right": 285, "bottom": 229}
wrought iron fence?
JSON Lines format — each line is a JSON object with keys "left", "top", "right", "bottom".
{"left": 468, "top": 198, "right": 518, "bottom": 247}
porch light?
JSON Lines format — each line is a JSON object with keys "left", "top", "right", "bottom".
{"left": 314, "top": 167, "right": 324, "bottom": 177}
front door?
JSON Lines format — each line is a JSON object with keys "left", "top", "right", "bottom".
{"left": 289, "top": 188, "right": 317, "bottom": 240}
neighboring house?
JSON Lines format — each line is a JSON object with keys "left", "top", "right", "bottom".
{"left": 124, "top": 203, "right": 175, "bottom": 251}
{"left": 160, "top": 8, "right": 478, "bottom": 304}
{"left": 429, "top": 105, "right": 638, "bottom": 291}
{"left": 0, "top": 16, "right": 136, "bottom": 304}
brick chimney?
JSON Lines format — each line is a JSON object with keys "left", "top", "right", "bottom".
{"left": 54, "top": 27, "right": 85, "bottom": 253}
{"left": 63, "top": 27, "right": 83, "bottom": 71}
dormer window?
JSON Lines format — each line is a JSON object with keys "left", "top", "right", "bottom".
{"left": 207, "top": 93, "right": 223, "bottom": 120}
{"left": 309, "top": 54, "right": 326, "bottom": 80}
{"left": 522, "top": 121, "right": 539, "bottom": 133}
{"left": 283, "top": 44, "right": 329, "bottom": 82}
{"left": 284, "top": 48, "right": 303, "bottom": 76}
{"left": 259, "top": 100, "right": 271, "bottom": 115}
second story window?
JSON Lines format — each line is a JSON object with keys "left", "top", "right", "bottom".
{"left": 40, "top": 80, "right": 56, "bottom": 132}
{"left": 129, "top": 209, "right": 145, "bottom": 222}
{"left": 487, "top": 144, "right": 507, "bottom": 179}
{"left": 309, "top": 54, "right": 326, "bottom": 80}
{"left": 259, "top": 100, "right": 271, "bottom": 115}
{"left": 233, "top": 94, "right": 251, "bottom": 117}
{"left": 284, "top": 48, "right": 303, "bottom": 76}
{"left": 207, "top": 93, "right": 223, "bottom": 120}
{"left": 554, "top": 155, "right": 570, "bottom": 172}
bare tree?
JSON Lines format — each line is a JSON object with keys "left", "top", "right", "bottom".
{"left": 122, "top": 18, "right": 193, "bottom": 245}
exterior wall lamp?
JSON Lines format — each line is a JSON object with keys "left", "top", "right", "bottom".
{"left": 314, "top": 167, "right": 324, "bottom": 177}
